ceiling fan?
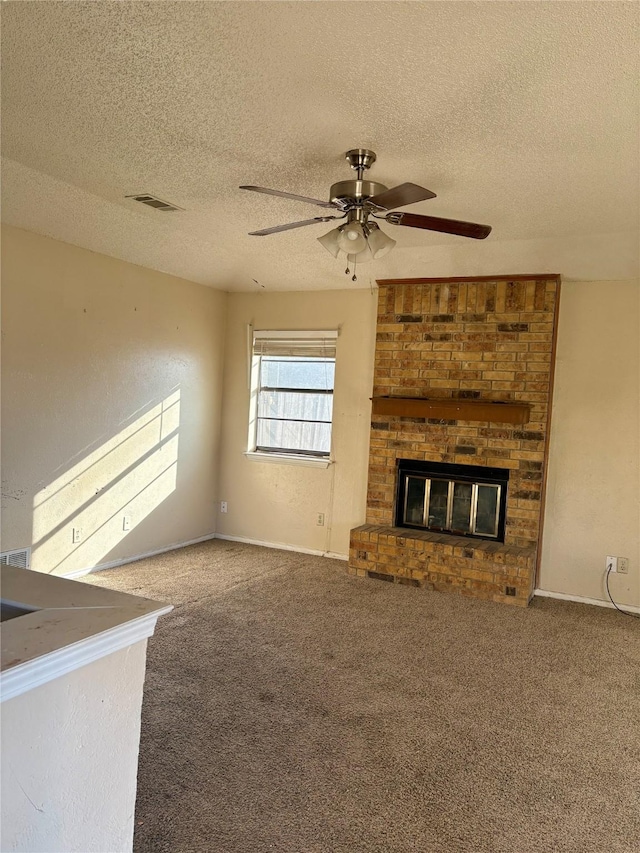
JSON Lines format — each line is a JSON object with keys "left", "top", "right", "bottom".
{"left": 240, "top": 149, "right": 491, "bottom": 278}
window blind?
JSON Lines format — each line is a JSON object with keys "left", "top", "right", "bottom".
{"left": 253, "top": 330, "right": 338, "bottom": 359}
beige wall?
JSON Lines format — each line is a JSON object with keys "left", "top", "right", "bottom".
{"left": 2, "top": 229, "right": 636, "bottom": 604}
{"left": 539, "top": 280, "right": 639, "bottom": 607}
{"left": 217, "top": 289, "right": 377, "bottom": 557}
{"left": 1, "top": 226, "right": 226, "bottom": 574}
{"left": 1, "top": 642, "right": 148, "bottom": 853}
{"left": 217, "top": 281, "right": 639, "bottom": 606}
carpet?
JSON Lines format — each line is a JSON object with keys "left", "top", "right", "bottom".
{"left": 84, "top": 540, "right": 640, "bottom": 853}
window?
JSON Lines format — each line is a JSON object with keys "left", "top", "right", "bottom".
{"left": 249, "top": 331, "right": 338, "bottom": 459}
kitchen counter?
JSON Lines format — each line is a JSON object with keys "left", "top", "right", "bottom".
{"left": 1, "top": 566, "right": 172, "bottom": 853}
{"left": 1, "top": 565, "right": 172, "bottom": 702}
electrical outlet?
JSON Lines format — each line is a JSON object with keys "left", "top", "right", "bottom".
{"left": 220, "top": 501, "right": 228, "bottom": 513}
{"left": 123, "top": 515, "right": 132, "bottom": 531}
{"left": 606, "top": 556, "right": 618, "bottom": 573}
{"left": 618, "top": 557, "right": 629, "bottom": 575}
{"left": 316, "top": 513, "right": 325, "bottom": 526}
{"left": 72, "top": 528, "right": 83, "bottom": 544}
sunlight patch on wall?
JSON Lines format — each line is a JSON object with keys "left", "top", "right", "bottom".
{"left": 31, "top": 390, "right": 180, "bottom": 574}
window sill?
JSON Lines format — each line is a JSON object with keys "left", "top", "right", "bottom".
{"left": 244, "top": 451, "right": 332, "bottom": 469}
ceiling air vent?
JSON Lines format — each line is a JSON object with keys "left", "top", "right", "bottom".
{"left": 0, "top": 548, "right": 31, "bottom": 570}
{"left": 126, "top": 194, "right": 184, "bottom": 212}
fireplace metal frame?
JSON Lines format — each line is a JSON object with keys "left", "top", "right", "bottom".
{"left": 402, "top": 477, "right": 502, "bottom": 538}
{"left": 395, "top": 460, "right": 509, "bottom": 542}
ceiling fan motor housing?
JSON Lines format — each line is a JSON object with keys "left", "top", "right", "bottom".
{"left": 332, "top": 148, "right": 387, "bottom": 205}
{"left": 329, "top": 180, "right": 388, "bottom": 206}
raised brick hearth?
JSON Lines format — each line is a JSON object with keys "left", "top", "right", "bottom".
{"left": 349, "top": 275, "right": 560, "bottom": 606}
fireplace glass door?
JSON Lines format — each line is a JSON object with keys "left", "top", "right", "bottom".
{"left": 402, "top": 475, "right": 501, "bottom": 538}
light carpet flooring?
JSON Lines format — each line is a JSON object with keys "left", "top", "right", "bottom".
{"left": 84, "top": 539, "right": 640, "bottom": 853}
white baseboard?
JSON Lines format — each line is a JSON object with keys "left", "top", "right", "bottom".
{"left": 62, "top": 533, "right": 218, "bottom": 579}
{"left": 215, "top": 533, "right": 348, "bottom": 561}
{"left": 535, "top": 588, "right": 640, "bottom": 614}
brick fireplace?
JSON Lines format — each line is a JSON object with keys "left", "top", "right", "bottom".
{"left": 349, "top": 275, "right": 561, "bottom": 606}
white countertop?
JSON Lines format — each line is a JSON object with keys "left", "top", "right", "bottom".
{"left": 1, "top": 566, "right": 172, "bottom": 702}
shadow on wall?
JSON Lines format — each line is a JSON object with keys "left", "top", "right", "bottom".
{"left": 31, "top": 389, "right": 180, "bottom": 574}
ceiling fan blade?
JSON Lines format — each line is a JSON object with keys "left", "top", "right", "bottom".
{"left": 386, "top": 212, "right": 492, "bottom": 239}
{"left": 248, "top": 216, "right": 340, "bottom": 236}
{"left": 368, "top": 182, "right": 437, "bottom": 210}
{"left": 240, "top": 185, "right": 336, "bottom": 209}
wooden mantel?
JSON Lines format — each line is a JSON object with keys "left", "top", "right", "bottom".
{"left": 371, "top": 396, "right": 531, "bottom": 425}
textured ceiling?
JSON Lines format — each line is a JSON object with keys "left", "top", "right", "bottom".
{"left": 1, "top": 1, "right": 638, "bottom": 291}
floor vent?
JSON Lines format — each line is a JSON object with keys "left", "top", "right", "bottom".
{"left": 0, "top": 548, "right": 31, "bottom": 569}
{"left": 367, "top": 570, "right": 421, "bottom": 588}
{"left": 126, "top": 194, "right": 184, "bottom": 212}
{"left": 367, "top": 570, "right": 394, "bottom": 583}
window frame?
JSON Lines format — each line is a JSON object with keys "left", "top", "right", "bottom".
{"left": 247, "top": 330, "right": 338, "bottom": 464}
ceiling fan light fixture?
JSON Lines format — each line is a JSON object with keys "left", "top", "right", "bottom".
{"left": 351, "top": 245, "right": 374, "bottom": 264}
{"left": 367, "top": 223, "right": 396, "bottom": 259}
{"left": 337, "top": 221, "right": 367, "bottom": 254}
{"left": 317, "top": 227, "right": 343, "bottom": 258}
{"left": 334, "top": 247, "right": 373, "bottom": 264}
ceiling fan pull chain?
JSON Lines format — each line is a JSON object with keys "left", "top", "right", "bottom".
{"left": 352, "top": 257, "right": 357, "bottom": 282}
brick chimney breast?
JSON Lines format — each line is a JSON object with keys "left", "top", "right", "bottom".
{"left": 349, "top": 275, "right": 561, "bottom": 607}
